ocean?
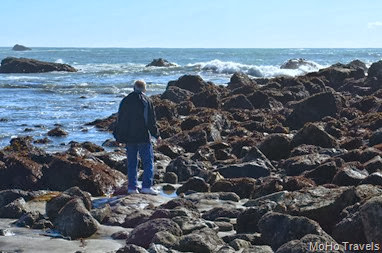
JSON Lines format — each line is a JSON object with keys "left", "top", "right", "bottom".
{"left": 0, "top": 48, "right": 381, "bottom": 151}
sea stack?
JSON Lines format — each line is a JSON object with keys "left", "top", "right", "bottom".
{"left": 12, "top": 44, "right": 31, "bottom": 51}
{"left": 0, "top": 57, "right": 77, "bottom": 73}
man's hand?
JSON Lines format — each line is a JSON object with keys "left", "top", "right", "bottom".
{"left": 156, "top": 137, "right": 162, "bottom": 145}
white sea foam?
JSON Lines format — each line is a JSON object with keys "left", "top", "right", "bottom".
{"left": 188, "top": 59, "right": 324, "bottom": 78}
{"left": 55, "top": 58, "right": 64, "bottom": 64}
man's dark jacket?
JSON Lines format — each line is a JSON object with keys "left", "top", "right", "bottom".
{"left": 113, "top": 91, "right": 159, "bottom": 143}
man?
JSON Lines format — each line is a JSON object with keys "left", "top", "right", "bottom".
{"left": 114, "top": 80, "right": 160, "bottom": 195}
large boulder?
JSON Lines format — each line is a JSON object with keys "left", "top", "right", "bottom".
{"left": 258, "top": 134, "right": 292, "bottom": 161}
{"left": 168, "top": 75, "right": 210, "bottom": 93}
{"left": 166, "top": 156, "right": 208, "bottom": 182}
{"left": 43, "top": 154, "right": 126, "bottom": 196}
{"left": 12, "top": 44, "right": 31, "bottom": 51}
{"left": 228, "top": 72, "right": 256, "bottom": 90}
{"left": 368, "top": 60, "right": 382, "bottom": 80}
{"left": 236, "top": 206, "right": 271, "bottom": 233}
{"left": 276, "top": 234, "right": 344, "bottom": 253}
{"left": 0, "top": 197, "right": 26, "bottom": 219}
{"left": 211, "top": 178, "right": 257, "bottom": 198}
{"left": 126, "top": 218, "right": 182, "bottom": 248}
{"left": 222, "top": 94, "right": 254, "bottom": 110}
{"left": 0, "top": 154, "right": 43, "bottom": 190}
{"left": 161, "top": 86, "right": 193, "bottom": 103}
{"left": 54, "top": 198, "right": 98, "bottom": 239}
{"left": 178, "top": 228, "right": 225, "bottom": 253}
{"left": 291, "top": 123, "right": 337, "bottom": 148}
{"left": 0, "top": 57, "right": 77, "bottom": 73}
{"left": 258, "top": 212, "right": 328, "bottom": 250}
{"left": 176, "top": 176, "right": 210, "bottom": 194}
{"left": 217, "top": 161, "right": 271, "bottom": 179}
{"left": 46, "top": 186, "right": 92, "bottom": 221}
{"left": 146, "top": 58, "right": 176, "bottom": 67}
{"left": 280, "top": 58, "right": 317, "bottom": 70}
{"left": 359, "top": 196, "right": 382, "bottom": 242}
{"left": 286, "top": 92, "right": 342, "bottom": 129}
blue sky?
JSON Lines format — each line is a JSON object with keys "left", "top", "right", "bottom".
{"left": 0, "top": 0, "right": 381, "bottom": 48}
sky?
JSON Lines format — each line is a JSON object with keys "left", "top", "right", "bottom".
{"left": 0, "top": 0, "right": 381, "bottom": 48}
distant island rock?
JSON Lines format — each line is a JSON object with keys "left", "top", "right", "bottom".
{"left": 146, "top": 58, "right": 177, "bottom": 67}
{"left": 280, "top": 58, "right": 317, "bottom": 69}
{"left": 0, "top": 57, "right": 77, "bottom": 73}
{"left": 12, "top": 44, "right": 31, "bottom": 51}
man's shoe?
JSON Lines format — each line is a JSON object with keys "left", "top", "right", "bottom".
{"left": 141, "top": 187, "right": 160, "bottom": 195}
{"left": 127, "top": 188, "right": 139, "bottom": 194}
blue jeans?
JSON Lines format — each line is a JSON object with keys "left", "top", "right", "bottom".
{"left": 127, "top": 142, "right": 154, "bottom": 190}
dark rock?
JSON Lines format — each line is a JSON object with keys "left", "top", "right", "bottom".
{"left": 122, "top": 209, "right": 153, "bottom": 228}
{"left": 0, "top": 189, "right": 34, "bottom": 208}
{"left": 154, "top": 99, "right": 177, "bottom": 121}
{"left": 126, "top": 218, "right": 182, "bottom": 248}
{"left": 363, "top": 155, "right": 382, "bottom": 173}
{"left": 243, "top": 246, "right": 274, "bottom": 253}
{"left": 211, "top": 178, "right": 257, "bottom": 198}
{"left": 146, "top": 58, "right": 176, "bottom": 67}
{"left": 12, "top": 44, "right": 31, "bottom": 51}
{"left": 360, "top": 172, "right": 382, "bottom": 185}
{"left": 292, "top": 123, "right": 337, "bottom": 148}
{"left": 117, "top": 244, "right": 149, "bottom": 253}
{"left": 111, "top": 230, "right": 130, "bottom": 240}
{"left": 163, "top": 172, "right": 178, "bottom": 184}
{"left": 280, "top": 58, "right": 316, "bottom": 70}
{"left": 229, "top": 239, "right": 252, "bottom": 251}
{"left": 359, "top": 196, "right": 382, "bottom": 242}
{"left": 222, "top": 94, "right": 254, "bottom": 110}
{"left": 85, "top": 113, "right": 117, "bottom": 131}
{"left": 369, "top": 128, "right": 382, "bottom": 146}
{"left": 202, "top": 207, "right": 242, "bottom": 221}
{"left": 47, "top": 127, "right": 68, "bottom": 137}
{"left": 78, "top": 141, "right": 104, "bottom": 152}
{"left": 251, "top": 177, "right": 284, "bottom": 199}
{"left": 332, "top": 163, "right": 369, "bottom": 186}
{"left": 161, "top": 86, "right": 193, "bottom": 104}
{"left": 282, "top": 153, "right": 331, "bottom": 176}
{"left": 303, "top": 161, "right": 339, "bottom": 185}
{"left": 166, "top": 156, "right": 207, "bottom": 182}
{"left": 258, "top": 212, "right": 327, "bottom": 250}
{"left": 368, "top": 60, "right": 382, "bottom": 80}
{"left": 168, "top": 75, "right": 210, "bottom": 93}
{"left": 222, "top": 233, "right": 263, "bottom": 245}
{"left": 308, "top": 65, "right": 365, "bottom": 89}
{"left": 286, "top": 92, "right": 342, "bottom": 129}
{"left": 236, "top": 206, "right": 271, "bottom": 233}
{"left": 157, "top": 143, "right": 184, "bottom": 159}
{"left": 151, "top": 231, "right": 180, "bottom": 249}
{"left": 178, "top": 228, "right": 225, "bottom": 253}
{"left": 259, "top": 134, "right": 292, "bottom": 160}
{"left": 54, "top": 198, "right": 98, "bottom": 239}
{"left": 46, "top": 186, "right": 92, "bottom": 221}
{"left": 191, "top": 88, "right": 220, "bottom": 109}
{"left": 176, "top": 177, "right": 209, "bottom": 194}
{"left": 0, "top": 57, "right": 77, "bottom": 73}
{"left": 276, "top": 234, "right": 344, "bottom": 253}
{"left": 218, "top": 161, "right": 271, "bottom": 179}
{"left": 228, "top": 72, "right": 256, "bottom": 90}
{"left": 283, "top": 176, "right": 315, "bottom": 191}
{"left": 159, "top": 198, "right": 198, "bottom": 213}
{"left": 0, "top": 197, "right": 26, "bottom": 218}
{"left": 90, "top": 204, "right": 111, "bottom": 223}
{"left": 43, "top": 154, "right": 126, "bottom": 196}
{"left": 332, "top": 204, "right": 366, "bottom": 244}
{"left": 347, "top": 59, "right": 368, "bottom": 72}
{"left": 0, "top": 154, "right": 43, "bottom": 190}
{"left": 33, "top": 137, "right": 52, "bottom": 144}
{"left": 215, "top": 221, "right": 233, "bottom": 232}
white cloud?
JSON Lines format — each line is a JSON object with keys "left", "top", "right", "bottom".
{"left": 368, "top": 21, "right": 382, "bottom": 29}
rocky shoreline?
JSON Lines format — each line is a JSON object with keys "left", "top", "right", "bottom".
{"left": 1, "top": 59, "right": 382, "bottom": 252}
